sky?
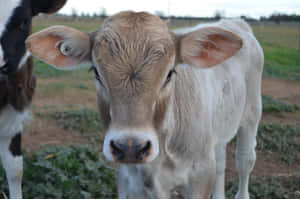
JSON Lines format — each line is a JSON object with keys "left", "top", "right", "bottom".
{"left": 58, "top": 0, "right": 300, "bottom": 19}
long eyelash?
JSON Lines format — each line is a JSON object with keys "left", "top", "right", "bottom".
{"left": 164, "top": 68, "right": 177, "bottom": 87}
{"left": 90, "top": 65, "right": 104, "bottom": 86}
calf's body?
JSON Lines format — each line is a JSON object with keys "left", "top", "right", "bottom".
{"left": 26, "top": 12, "right": 263, "bottom": 199}
{"left": 118, "top": 20, "right": 263, "bottom": 199}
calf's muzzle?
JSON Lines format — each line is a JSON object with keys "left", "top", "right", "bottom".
{"left": 110, "top": 139, "right": 152, "bottom": 163}
{"left": 103, "top": 128, "right": 159, "bottom": 164}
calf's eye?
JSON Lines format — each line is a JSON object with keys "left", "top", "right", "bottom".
{"left": 164, "top": 68, "right": 176, "bottom": 86}
{"left": 90, "top": 65, "right": 104, "bottom": 87}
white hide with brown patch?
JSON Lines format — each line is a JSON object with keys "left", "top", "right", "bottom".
{"left": 0, "top": 1, "right": 67, "bottom": 199}
{"left": 26, "top": 12, "right": 263, "bottom": 199}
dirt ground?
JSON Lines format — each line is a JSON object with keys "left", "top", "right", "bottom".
{"left": 262, "top": 78, "right": 300, "bottom": 104}
{"left": 22, "top": 78, "right": 300, "bottom": 179}
{"left": 23, "top": 118, "right": 90, "bottom": 152}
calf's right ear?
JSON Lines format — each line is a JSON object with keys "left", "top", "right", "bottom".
{"left": 26, "top": 26, "right": 91, "bottom": 70}
{"left": 177, "top": 26, "right": 243, "bottom": 69}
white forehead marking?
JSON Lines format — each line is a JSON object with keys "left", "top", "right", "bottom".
{"left": 0, "top": 0, "right": 22, "bottom": 38}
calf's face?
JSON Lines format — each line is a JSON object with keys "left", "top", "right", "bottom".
{"left": 26, "top": 11, "right": 243, "bottom": 164}
{"left": 0, "top": 0, "right": 66, "bottom": 75}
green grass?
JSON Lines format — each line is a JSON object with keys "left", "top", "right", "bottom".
{"left": 257, "top": 123, "right": 300, "bottom": 164}
{"left": 31, "top": 18, "right": 300, "bottom": 82}
{"left": 49, "top": 108, "right": 102, "bottom": 134}
{"left": 262, "top": 94, "right": 300, "bottom": 113}
{"left": 37, "top": 81, "right": 67, "bottom": 94}
{"left": 262, "top": 42, "right": 300, "bottom": 81}
{"left": 0, "top": 145, "right": 117, "bottom": 199}
{"left": 252, "top": 23, "right": 300, "bottom": 50}
{"left": 34, "top": 59, "right": 73, "bottom": 78}
{"left": 0, "top": 145, "right": 298, "bottom": 199}
{"left": 75, "top": 83, "right": 90, "bottom": 90}
{"left": 32, "top": 17, "right": 103, "bottom": 33}
{"left": 13, "top": 17, "right": 298, "bottom": 199}
{"left": 226, "top": 174, "right": 300, "bottom": 199}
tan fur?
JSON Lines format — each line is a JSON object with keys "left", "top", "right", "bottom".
{"left": 93, "top": 11, "right": 175, "bottom": 128}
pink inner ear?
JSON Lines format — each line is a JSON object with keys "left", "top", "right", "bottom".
{"left": 27, "top": 35, "right": 79, "bottom": 68}
{"left": 182, "top": 32, "right": 243, "bottom": 68}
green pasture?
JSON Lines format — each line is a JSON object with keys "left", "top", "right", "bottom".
{"left": 1, "top": 17, "right": 299, "bottom": 199}
{"left": 32, "top": 17, "right": 300, "bottom": 81}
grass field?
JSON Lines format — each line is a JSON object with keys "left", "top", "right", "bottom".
{"left": 0, "top": 16, "right": 300, "bottom": 198}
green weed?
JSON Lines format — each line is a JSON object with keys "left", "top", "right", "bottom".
{"left": 262, "top": 94, "right": 300, "bottom": 113}
{"left": 257, "top": 123, "right": 300, "bottom": 164}
{"left": 0, "top": 145, "right": 298, "bottom": 199}
{"left": 0, "top": 145, "right": 117, "bottom": 199}
{"left": 226, "top": 174, "right": 300, "bottom": 199}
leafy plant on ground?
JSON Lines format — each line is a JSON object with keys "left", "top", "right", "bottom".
{"left": 226, "top": 174, "right": 300, "bottom": 199}
{"left": 1, "top": 145, "right": 298, "bottom": 199}
{"left": 257, "top": 123, "right": 300, "bottom": 164}
{"left": 0, "top": 145, "right": 117, "bottom": 199}
{"left": 262, "top": 94, "right": 300, "bottom": 113}
{"left": 49, "top": 108, "right": 102, "bottom": 134}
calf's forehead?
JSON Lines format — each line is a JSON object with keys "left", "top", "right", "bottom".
{"left": 93, "top": 12, "right": 175, "bottom": 96}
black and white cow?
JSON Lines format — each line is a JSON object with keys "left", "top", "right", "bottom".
{"left": 0, "top": 0, "right": 66, "bottom": 198}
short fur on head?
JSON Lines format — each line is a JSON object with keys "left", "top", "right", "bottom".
{"left": 26, "top": 11, "right": 243, "bottom": 163}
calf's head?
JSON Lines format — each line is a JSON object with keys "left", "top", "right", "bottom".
{"left": 26, "top": 11, "right": 242, "bottom": 164}
{"left": 0, "top": 0, "right": 66, "bottom": 75}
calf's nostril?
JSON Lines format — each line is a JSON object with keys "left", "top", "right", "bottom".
{"left": 137, "top": 141, "right": 152, "bottom": 160}
{"left": 109, "top": 139, "right": 153, "bottom": 163}
{"left": 110, "top": 140, "right": 125, "bottom": 161}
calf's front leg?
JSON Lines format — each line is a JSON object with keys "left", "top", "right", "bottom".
{"left": 0, "top": 133, "right": 23, "bottom": 199}
{"left": 181, "top": 158, "right": 216, "bottom": 199}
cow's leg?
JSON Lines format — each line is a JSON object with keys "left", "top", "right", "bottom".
{"left": 212, "top": 144, "right": 226, "bottom": 199}
{"left": 235, "top": 105, "right": 261, "bottom": 199}
{"left": 181, "top": 158, "right": 216, "bottom": 199}
{"left": 0, "top": 133, "right": 23, "bottom": 199}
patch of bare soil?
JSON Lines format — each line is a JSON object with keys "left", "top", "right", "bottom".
{"left": 23, "top": 118, "right": 91, "bottom": 152}
{"left": 33, "top": 89, "right": 97, "bottom": 111}
{"left": 261, "top": 112, "right": 300, "bottom": 125}
{"left": 225, "top": 143, "right": 300, "bottom": 181}
{"left": 262, "top": 78, "right": 300, "bottom": 104}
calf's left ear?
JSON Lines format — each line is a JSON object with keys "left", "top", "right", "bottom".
{"left": 31, "top": 0, "right": 67, "bottom": 16}
{"left": 178, "top": 27, "right": 243, "bottom": 68}
{"left": 26, "top": 26, "right": 91, "bottom": 70}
